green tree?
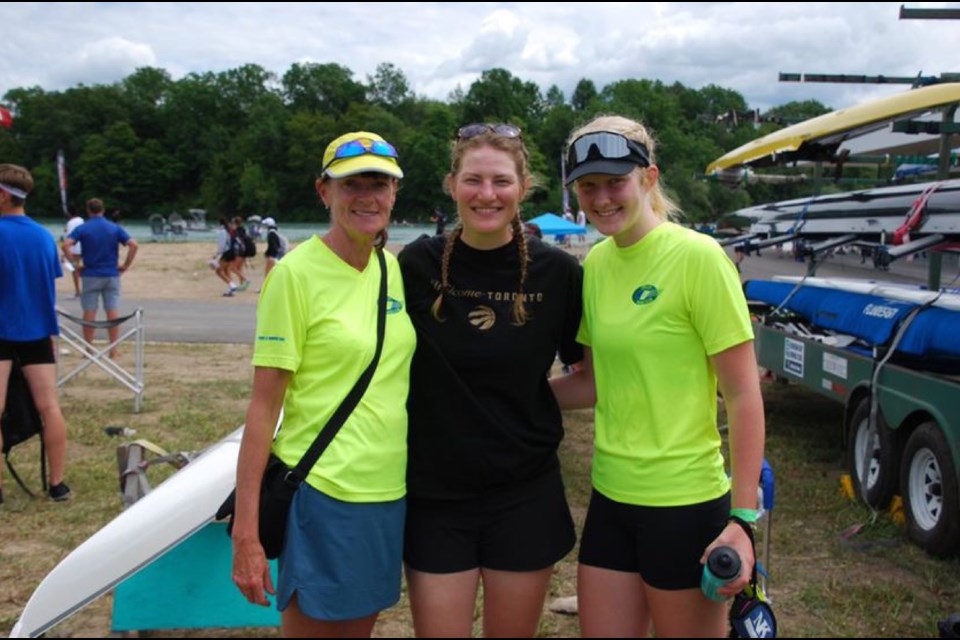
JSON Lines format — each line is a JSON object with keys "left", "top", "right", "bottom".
{"left": 544, "top": 85, "right": 565, "bottom": 109}
{"left": 281, "top": 62, "right": 365, "bottom": 115}
{"left": 238, "top": 161, "right": 279, "bottom": 213}
{"left": 571, "top": 78, "right": 597, "bottom": 112}
{"left": 75, "top": 121, "right": 139, "bottom": 209}
{"left": 366, "top": 62, "right": 413, "bottom": 107}
{"left": 765, "top": 99, "right": 832, "bottom": 124}
{"left": 283, "top": 111, "right": 339, "bottom": 218}
{"left": 395, "top": 100, "right": 459, "bottom": 219}
{"left": 121, "top": 67, "right": 173, "bottom": 140}
{"left": 459, "top": 68, "right": 543, "bottom": 127}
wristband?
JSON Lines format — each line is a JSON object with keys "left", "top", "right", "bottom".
{"left": 729, "top": 507, "right": 760, "bottom": 523}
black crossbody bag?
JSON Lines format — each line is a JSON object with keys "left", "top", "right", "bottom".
{"left": 217, "top": 249, "right": 388, "bottom": 559}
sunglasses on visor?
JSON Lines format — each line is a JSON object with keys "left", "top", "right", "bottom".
{"left": 457, "top": 123, "right": 522, "bottom": 140}
{"left": 323, "top": 138, "right": 399, "bottom": 172}
{"left": 567, "top": 131, "right": 650, "bottom": 171}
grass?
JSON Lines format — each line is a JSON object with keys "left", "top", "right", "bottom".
{"left": 2, "top": 346, "right": 959, "bottom": 637}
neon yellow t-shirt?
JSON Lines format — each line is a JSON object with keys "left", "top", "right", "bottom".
{"left": 253, "top": 236, "right": 416, "bottom": 502}
{"left": 578, "top": 222, "right": 753, "bottom": 506}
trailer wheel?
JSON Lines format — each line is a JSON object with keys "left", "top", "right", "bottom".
{"left": 846, "top": 398, "right": 896, "bottom": 509}
{"left": 900, "top": 422, "right": 960, "bottom": 557}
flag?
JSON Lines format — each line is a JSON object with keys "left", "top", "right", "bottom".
{"left": 0, "top": 105, "right": 12, "bottom": 129}
{"left": 57, "top": 150, "right": 68, "bottom": 215}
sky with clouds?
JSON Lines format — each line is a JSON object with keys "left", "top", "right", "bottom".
{"left": 2, "top": 2, "right": 958, "bottom": 112}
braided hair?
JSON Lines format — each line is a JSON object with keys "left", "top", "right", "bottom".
{"left": 431, "top": 130, "right": 533, "bottom": 326}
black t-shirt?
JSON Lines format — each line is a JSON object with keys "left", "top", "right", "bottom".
{"left": 265, "top": 229, "right": 281, "bottom": 258}
{"left": 398, "top": 234, "right": 584, "bottom": 500}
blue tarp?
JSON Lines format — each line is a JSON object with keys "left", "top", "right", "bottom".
{"left": 745, "top": 280, "right": 960, "bottom": 358}
{"left": 526, "top": 213, "right": 586, "bottom": 236}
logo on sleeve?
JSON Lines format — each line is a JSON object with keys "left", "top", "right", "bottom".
{"left": 632, "top": 285, "right": 659, "bottom": 306}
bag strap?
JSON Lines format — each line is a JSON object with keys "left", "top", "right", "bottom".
{"left": 728, "top": 515, "right": 760, "bottom": 588}
{"left": 288, "top": 248, "right": 388, "bottom": 483}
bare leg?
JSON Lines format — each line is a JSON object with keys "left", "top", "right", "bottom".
{"left": 231, "top": 257, "right": 250, "bottom": 289}
{"left": 481, "top": 566, "right": 554, "bottom": 638}
{"left": 0, "top": 359, "right": 11, "bottom": 490}
{"left": 21, "top": 363, "right": 67, "bottom": 487}
{"left": 406, "top": 566, "right": 480, "bottom": 637}
{"left": 106, "top": 309, "right": 120, "bottom": 359}
{"left": 281, "top": 594, "right": 379, "bottom": 638}
{"left": 578, "top": 564, "right": 650, "bottom": 637}
{"left": 231, "top": 257, "right": 247, "bottom": 282}
{"left": 215, "top": 262, "right": 232, "bottom": 285}
{"left": 82, "top": 310, "right": 97, "bottom": 347}
{"left": 646, "top": 585, "right": 727, "bottom": 638}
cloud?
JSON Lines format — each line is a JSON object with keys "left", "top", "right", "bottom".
{"left": 1, "top": 2, "right": 958, "bottom": 113}
{"left": 49, "top": 37, "right": 156, "bottom": 87}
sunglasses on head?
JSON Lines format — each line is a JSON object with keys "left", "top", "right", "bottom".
{"left": 567, "top": 131, "right": 650, "bottom": 171}
{"left": 323, "top": 138, "right": 398, "bottom": 173}
{"left": 457, "top": 123, "right": 522, "bottom": 140}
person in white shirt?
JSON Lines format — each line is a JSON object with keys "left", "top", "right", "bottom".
{"left": 62, "top": 209, "right": 84, "bottom": 297}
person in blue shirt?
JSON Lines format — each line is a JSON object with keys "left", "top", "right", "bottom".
{"left": 0, "top": 164, "right": 72, "bottom": 503}
{"left": 64, "top": 198, "right": 138, "bottom": 359}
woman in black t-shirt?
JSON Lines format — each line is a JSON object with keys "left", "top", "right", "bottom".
{"left": 398, "top": 124, "right": 583, "bottom": 637}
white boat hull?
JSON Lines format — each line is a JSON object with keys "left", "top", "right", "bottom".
{"left": 9, "top": 428, "right": 242, "bottom": 638}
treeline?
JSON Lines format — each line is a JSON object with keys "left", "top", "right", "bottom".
{"left": 0, "top": 62, "right": 830, "bottom": 223}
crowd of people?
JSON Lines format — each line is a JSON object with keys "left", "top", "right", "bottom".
{"left": 3, "top": 115, "right": 765, "bottom": 638}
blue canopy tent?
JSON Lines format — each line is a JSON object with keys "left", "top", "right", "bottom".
{"left": 526, "top": 213, "right": 586, "bottom": 240}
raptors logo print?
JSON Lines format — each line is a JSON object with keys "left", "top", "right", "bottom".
{"left": 468, "top": 305, "right": 496, "bottom": 331}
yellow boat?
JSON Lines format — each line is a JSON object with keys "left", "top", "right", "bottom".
{"left": 706, "top": 83, "right": 960, "bottom": 175}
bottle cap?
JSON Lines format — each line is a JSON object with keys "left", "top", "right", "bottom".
{"left": 707, "top": 545, "right": 741, "bottom": 580}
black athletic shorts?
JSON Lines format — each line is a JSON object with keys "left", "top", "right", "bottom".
{"left": 404, "top": 466, "right": 576, "bottom": 574}
{"left": 0, "top": 337, "right": 56, "bottom": 366}
{"left": 578, "top": 489, "right": 730, "bottom": 590}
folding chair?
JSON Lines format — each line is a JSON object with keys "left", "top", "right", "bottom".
{"left": 56, "top": 307, "right": 145, "bottom": 412}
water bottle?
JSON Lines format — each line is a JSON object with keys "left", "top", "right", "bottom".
{"left": 701, "top": 545, "right": 741, "bottom": 601}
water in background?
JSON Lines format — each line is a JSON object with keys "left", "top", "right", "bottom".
{"left": 39, "top": 218, "right": 603, "bottom": 246}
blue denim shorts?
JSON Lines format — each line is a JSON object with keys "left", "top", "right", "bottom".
{"left": 277, "top": 483, "right": 405, "bottom": 621}
{"left": 80, "top": 276, "right": 121, "bottom": 312}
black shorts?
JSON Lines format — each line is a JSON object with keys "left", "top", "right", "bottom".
{"left": 0, "top": 337, "right": 55, "bottom": 365}
{"left": 578, "top": 489, "right": 730, "bottom": 590}
{"left": 404, "top": 466, "right": 576, "bottom": 573}
{"left": 220, "top": 249, "right": 236, "bottom": 262}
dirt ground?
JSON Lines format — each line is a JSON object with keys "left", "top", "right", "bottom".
{"left": 55, "top": 239, "right": 592, "bottom": 303}
{"left": 57, "top": 240, "right": 294, "bottom": 302}
{"left": 6, "top": 237, "right": 590, "bottom": 638}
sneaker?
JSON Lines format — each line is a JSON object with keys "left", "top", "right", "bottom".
{"left": 238, "top": 280, "right": 251, "bottom": 292}
{"left": 222, "top": 290, "right": 234, "bottom": 297}
{"left": 49, "top": 482, "right": 72, "bottom": 501}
